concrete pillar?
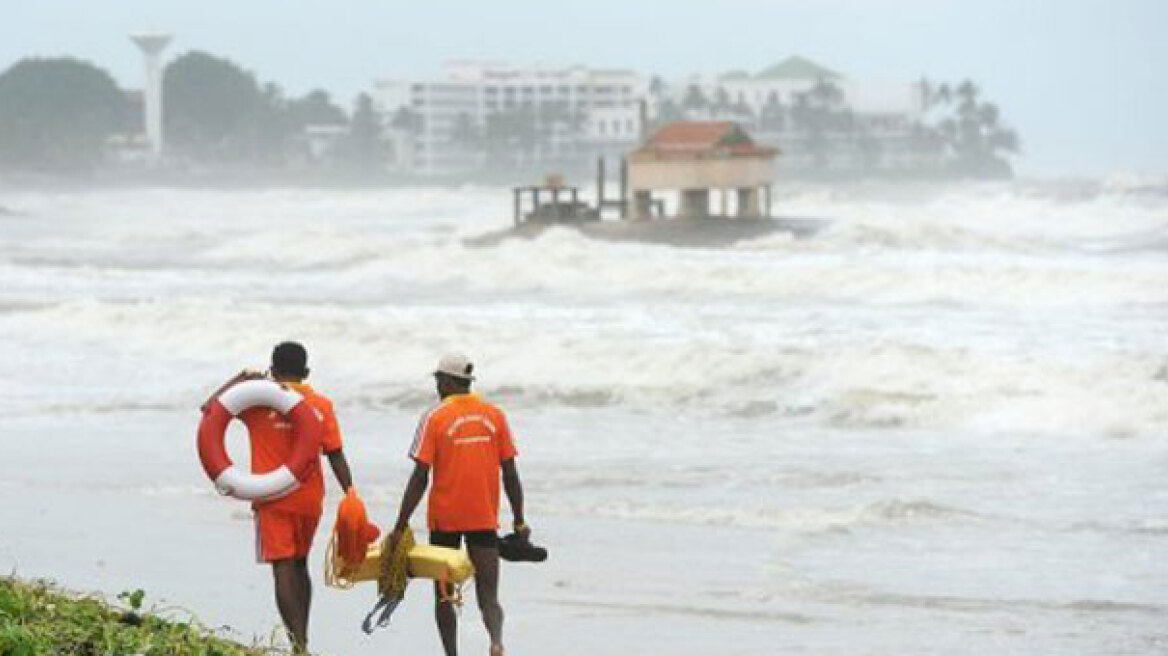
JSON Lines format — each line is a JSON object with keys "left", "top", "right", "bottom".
{"left": 681, "top": 188, "right": 710, "bottom": 219}
{"left": 633, "top": 190, "right": 653, "bottom": 220}
{"left": 597, "top": 157, "right": 606, "bottom": 207}
{"left": 619, "top": 158, "right": 629, "bottom": 219}
{"left": 737, "top": 187, "right": 760, "bottom": 218}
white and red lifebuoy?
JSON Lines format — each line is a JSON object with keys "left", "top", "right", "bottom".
{"left": 197, "top": 379, "right": 323, "bottom": 501}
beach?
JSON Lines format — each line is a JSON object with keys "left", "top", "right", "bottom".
{"left": 1, "top": 182, "right": 1166, "bottom": 654}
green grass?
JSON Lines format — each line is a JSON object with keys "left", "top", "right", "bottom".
{"left": 0, "top": 577, "right": 279, "bottom": 656}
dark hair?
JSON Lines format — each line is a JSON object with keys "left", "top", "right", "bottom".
{"left": 435, "top": 371, "right": 472, "bottom": 390}
{"left": 271, "top": 341, "right": 309, "bottom": 378}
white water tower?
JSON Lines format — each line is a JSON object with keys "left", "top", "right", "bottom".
{"left": 130, "top": 33, "right": 172, "bottom": 161}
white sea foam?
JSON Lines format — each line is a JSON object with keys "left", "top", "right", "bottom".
{"left": 2, "top": 183, "right": 1166, "bottom": 655}
{"left": 0, "top": 184, "right": 1165, "bottom": 438}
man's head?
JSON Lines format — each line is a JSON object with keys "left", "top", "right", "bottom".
{"left": 433, "top": 352, "right": 474, "bottom": 398}
{"left": 270, "top": 341, "right": 310, "bottom": 381}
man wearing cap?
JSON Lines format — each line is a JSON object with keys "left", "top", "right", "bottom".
{"left": 388, "top": 353, "right": 528, "bottom": 656}
{"left": 204, "top": 342, "right": 354, "bottom": 654}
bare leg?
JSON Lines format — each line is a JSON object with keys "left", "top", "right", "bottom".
{"left": 435, "top": 581, "right": 458, "bottom": 656}
{"left": 468, "top": 545, "right": 504, "bottom": 655}
{"left": 272, "top": 558, "right": 310, "bottom": 653}
{"left": 296, "top": 558, "right": 312, "bottom": 648}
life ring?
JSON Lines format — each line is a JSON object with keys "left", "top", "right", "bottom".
{"left": 197, "top": 379, "right": 323, "bottom": 501}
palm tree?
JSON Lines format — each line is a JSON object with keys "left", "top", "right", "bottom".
{"left": 935, "top": 83, "right": 953, "bottom": 106}
{"left": 648, "top": 75, "right": 666, "bottom": 100}
{"left": 977, "top": 103, "right": 1000, "bottom": 130}
{"left": 809, "top": 78, "right": 845, "bottom": 109}
{"left": 790, "top": 93, "right": 812, "bottom": 132}
{"left": 732, "top": 98, "right": 754, "bottom": 121}
{"left": 937, "top": 118, "right": 958, "bottom": 144}
{"left": 917, "top": 77, "right": 933, "bottom": 111}
{"left": 449, "top": 112, "right": 479, "bottom": 148}
{"left": 956, "top": 80, "right": 979, "bottom": 103}
{"left": 712, "top": 87, "right": 731, "bottom": 115}
{"left": 759, "top": 91, "right": 784, "bottom": 131}
{"left": 390, "top": 107, "right": 423, "bottom": 133}
{"left": 682, "top": 83, "right": 709, "bottom": 114}
{"left": 956, "top": 80, "right": 980, "bottom": 117}
{"left": 656, "top": 98, "right": 682, "bottom": 125}
{"left": 987, "top": 128, "right": 1020, "bottom": 154}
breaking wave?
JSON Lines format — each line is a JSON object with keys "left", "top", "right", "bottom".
{"left": 0, "top": 184, "right": 1165, "bottom": 437}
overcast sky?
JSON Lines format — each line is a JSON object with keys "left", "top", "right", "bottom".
{"left": 3, "top": 0, "right": 1166, "bottom": 177}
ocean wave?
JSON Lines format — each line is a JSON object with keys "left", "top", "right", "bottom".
{"left": 5, "top": 187, "right": 1168, "bottom": 310}
{"left": 536, "top": 497, "right": 988, "bottom": 531}
{"left": 544, "top": 598, "right": 815, "bottom": 624}
{"left": 823, "top": 590, "right": 1166, "bottom": 615}
{"left": 2, "top": 187, "right": 1167, "bottom": 435}
{"left": 1, "top": 296, "right": 1165, "bottom": 437}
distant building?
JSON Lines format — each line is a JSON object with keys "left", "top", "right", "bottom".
{"left": 303, "top": 124, "right": 349, "bottom": 163}
{"left": 373, "top": 56, "right": 947, "bottom": 179}
{"left": 628, "top": 121, "right": 777, "bottom": 220}
{"left": 661, "top": 56, "right": 936, "bottom": 174}
{"left": 374, "top": 60, "right": 647, "bottom": 176}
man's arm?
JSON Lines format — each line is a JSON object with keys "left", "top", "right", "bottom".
{"left": 325, "top": 449, "right": 353, "bottom": 493}
{"left": 199, "top": 370, "right": 264, "bottom": 412}
{"left": 390, "top": 461, "right": 431, "bottom": 538}
{"left": 502, "top": 458, "right": 527, "bottom": 536}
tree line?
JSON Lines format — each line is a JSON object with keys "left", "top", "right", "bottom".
{"left": 0, "top": 51, "right": 1021, "bottom": 180}
{"left": 648, "top": 76, "right": 1021, "bottom": 178}
{"left": 0, "top": 52, "right": 383, "bottom": 175}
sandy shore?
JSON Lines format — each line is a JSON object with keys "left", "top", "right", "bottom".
{"left": 2, "top": 408, "right": 1165, "bottom": 655}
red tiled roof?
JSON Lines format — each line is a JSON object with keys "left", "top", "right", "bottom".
{"left": 634, "top": 121, "right": 778, "bottom": 159}
{"left": 645, "top": 121, "right": 737, "bottom": 150}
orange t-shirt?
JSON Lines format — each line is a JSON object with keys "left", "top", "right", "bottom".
{"left": 241, "top": 383, "right": 343, "bottom": 517}
{"left": 409, "top": 394, "right": 518, "bottom": 532}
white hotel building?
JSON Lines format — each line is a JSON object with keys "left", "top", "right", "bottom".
{"left": 375, "top": 60, "right": 647, "bottom": 176}
{"left": 672, "top": 57, "right": 931, "bottom": 173}
{"left": 373, "top": 57, "right": 933, "bottom": 177}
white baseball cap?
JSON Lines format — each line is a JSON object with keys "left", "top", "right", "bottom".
{"left": 434, "top": 353, "right": 475, "bottom": 381}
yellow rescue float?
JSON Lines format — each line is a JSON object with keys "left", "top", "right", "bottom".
{"left": 323, "top": 489, "right": 475, "bottom": 633}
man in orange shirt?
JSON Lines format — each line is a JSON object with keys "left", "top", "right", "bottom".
{"left": 389, "top": 353, "right": 528, "bottom": 656}
{"left": 208, "top": 342, "right": 353, "bottom": 654}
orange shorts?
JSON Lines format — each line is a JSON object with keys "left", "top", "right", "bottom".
{"left": 254, "top": 507, "right": 320, "bottom": 563}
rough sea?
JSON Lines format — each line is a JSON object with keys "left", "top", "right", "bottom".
{"left": 0, "top": 181, "right": 1165, "bottom": 654}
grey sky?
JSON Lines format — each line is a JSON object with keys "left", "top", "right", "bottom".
{"left": 4, "top": 0, "right": 1166, "bottom": 177}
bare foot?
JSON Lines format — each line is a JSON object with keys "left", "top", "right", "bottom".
{"left": 490, "top": 644, "right": 504, "bottom": 656}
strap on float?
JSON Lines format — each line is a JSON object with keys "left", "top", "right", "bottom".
{"left": 361, "top": 595, "right": 403, "bottom": 635}
{"left": 436, "top": 575, "right": 466, "bottom": 607}
{"left": 322, "top": 533, "right": 355, "bottom": 590}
